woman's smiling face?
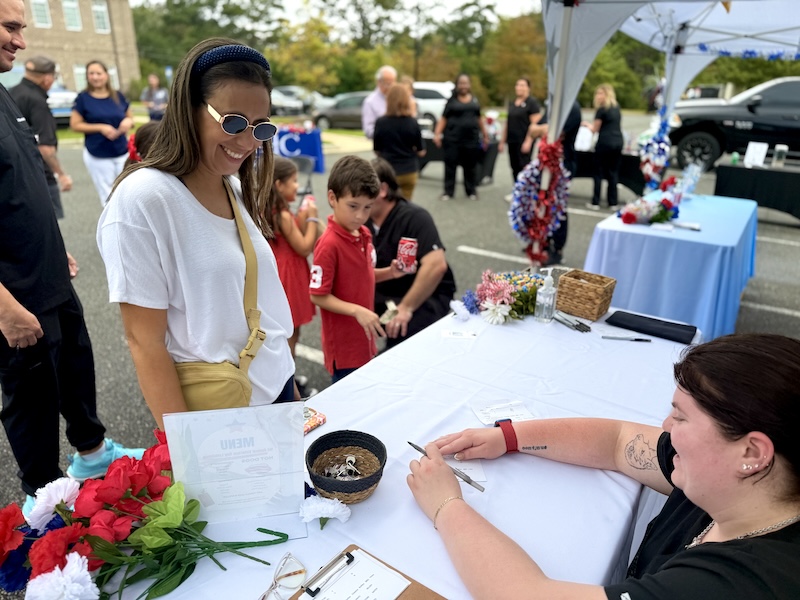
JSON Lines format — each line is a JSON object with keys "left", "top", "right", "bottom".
{"left": 663, "top": 387, "right": 740, "bottom": 506}
{"left": 195, "top": 81, "right": 270, "bottom": 177}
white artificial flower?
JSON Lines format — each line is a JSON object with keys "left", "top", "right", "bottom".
{"left": 480, "top": 300, "right": 511, "bottom": 325}
{"left": 25, "top": 552, "right": 100, "bottom": 600}
{"left": 298, "top": 495, "right": 351, "bottom": 529}
{"left": 28, "top": 478, "right": 80, "bottom": 532}
{"left": 449, "top": 300, "right": 470, "bottom": 321}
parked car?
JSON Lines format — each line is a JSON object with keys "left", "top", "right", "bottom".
{"left": 275, "top": 85, "right": 332, "bottom": 113}
{"left": 312, "top": 91, "right": 369, "bottom": 130}
{"left": 669, "top": 77, "right": 800, "bottom": 169}
{"left": 0, "top": 66, "right": 77, "bottom": 127}
{"left": 271, "top": 89, "right": 303, "bottom": 116}
{"left": 47, "top": 84, "right": 77, "bottom": 127}
{"left": 413, "top": 81, "right": 454, "bottom": 127}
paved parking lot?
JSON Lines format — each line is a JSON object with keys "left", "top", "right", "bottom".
{"left": 1, "top": 120, "right": 798, "bottom": 540}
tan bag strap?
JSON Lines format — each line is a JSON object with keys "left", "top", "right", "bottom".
{"left": 224, "top": 179, "right": 266, "bottom": 375}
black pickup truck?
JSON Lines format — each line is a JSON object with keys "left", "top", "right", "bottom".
{"left": 669, "top": 77, "right": 800, "bottom": 170}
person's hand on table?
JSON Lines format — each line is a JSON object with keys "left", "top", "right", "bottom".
{"left": 386, "top": 305, "right": 413, "bottom": 339}
{"left": 407, "top": 442, "right": 462, "bottom": 523}
{"left": 435, "top": 428, "right": 507, "bottom": 461}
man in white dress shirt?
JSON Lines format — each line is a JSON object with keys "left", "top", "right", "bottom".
{"left": 361, "top": 65, "right": 397, "bottom": 139}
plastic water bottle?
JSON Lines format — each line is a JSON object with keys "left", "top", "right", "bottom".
{"left": 731, "top": 152, "right": 740, "bottom": 165}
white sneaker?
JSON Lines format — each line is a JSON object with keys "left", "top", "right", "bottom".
{"left": 585, "top": 203, "right": 600, "bottom": 211}
{"left": 504, "top": 193, "right": 513, "bottom": 203}
{"left": 440, "top": 194, "right": 452, "bottom": 202}
{"left": 468, "top": 194, "right": 479, "bottom": 201}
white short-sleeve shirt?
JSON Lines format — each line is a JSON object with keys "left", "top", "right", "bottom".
{"left": 97, "top": 168, "right": 294, "bottom": 405}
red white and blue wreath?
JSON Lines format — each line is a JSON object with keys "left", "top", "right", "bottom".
{"left": 508, "top": 139, "right": 570, "bottom": 264}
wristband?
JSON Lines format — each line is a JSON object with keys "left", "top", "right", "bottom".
{"left": 494, "top": 418, "right": 518, "bottom": 453}
{"left": 306, "top": 217, "right": 320, "bottom": 223}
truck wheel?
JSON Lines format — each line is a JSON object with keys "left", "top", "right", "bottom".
{"left": 676, "top": 132, "right": 721, "bottom": 171}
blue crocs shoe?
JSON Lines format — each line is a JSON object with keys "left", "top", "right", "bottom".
{"left": 22, "top": 494, "right": 36, "bottom": 519}
{"left": 66, "top": 438, "right": 145, "bottom": 481}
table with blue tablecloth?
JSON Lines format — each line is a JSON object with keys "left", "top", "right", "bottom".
{"left": 584, "top": 195, "right": 757, "bottom": 340}
{"left": 273, "top": 128, "right": 325, "bottom": 173}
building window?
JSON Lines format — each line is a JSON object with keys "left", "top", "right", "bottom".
{"left": 91, "top": 0, "right": 111, "bottom": 34}
{"left": 31, "top": 0, "right": 52, "bottom": 28}
{"left": 62, "top": 0, "right": 82, "bottom": 31}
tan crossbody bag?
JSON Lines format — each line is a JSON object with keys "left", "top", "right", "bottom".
{"left": 174, "top": 179, "right": 266, "bottom": 411}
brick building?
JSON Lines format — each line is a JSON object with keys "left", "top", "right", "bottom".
{"left": 19, "top": 0, "right": 141, "bottom": 93}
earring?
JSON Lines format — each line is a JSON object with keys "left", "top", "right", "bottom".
{"left": 742, "top": 464, "right": 753, "bottom": 470}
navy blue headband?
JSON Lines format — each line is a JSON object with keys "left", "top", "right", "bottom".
{"left": 191, "top": 44, "right": 271, "bottom": 78}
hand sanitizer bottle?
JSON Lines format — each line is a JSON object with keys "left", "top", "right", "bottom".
{"left": 534, "top": 268, "right": 557, "bottom": 323}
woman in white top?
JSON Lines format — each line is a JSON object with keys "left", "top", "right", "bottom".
{"left": 97, "top": 38, "right": 296, "bottom": 429}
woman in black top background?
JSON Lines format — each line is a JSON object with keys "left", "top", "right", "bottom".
{"left": 432, "top": 73, "right": 489, "bottom": 202}
{"left": 374, "top": 84, "right": 425, "bottom": 201}
{"left": 583, "top": 83, "right": 623, "bottom": 209}
{"left": 498, "top": 77, "right": 541, "bottom": 193}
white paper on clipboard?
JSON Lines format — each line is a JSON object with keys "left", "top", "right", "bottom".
{"left": 301, "top": 549, "right": 410, "bottom": 600}
{"left": 469, "top": 398, "right": 537, "bottom": 425}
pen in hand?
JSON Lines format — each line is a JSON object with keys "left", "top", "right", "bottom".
{"left": 408, "top": 441, "right": 485, "bottom": 492}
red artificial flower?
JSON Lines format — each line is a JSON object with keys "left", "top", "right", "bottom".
{"left": 71, "top": 539, "right": 104, "bottom": 572}
{"left": 622, "top": 212, "right": 638, "bottom": 224}
{"left": 88, "top": 510, "right": 135, "bottom": 543}
{"left": 146, "top": 428, "right": 172, "bottom": 472}
{"left": 661, "top": 199, "right": 674, "bottom": 210}
{"left": 72, "top": 478, "right": 106, "bottom": 518}
{"left": 659, "top": 175, "right": 676, "bottom": 191}
{"left": 0, "top": 502, "right": 25, "bottom": 566}
{"left": 28, "top": 523, "right": 85, "bottom": 577}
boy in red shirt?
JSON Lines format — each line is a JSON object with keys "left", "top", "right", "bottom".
{"left": 310, "top": 156, "right": 406, "bottom": 383}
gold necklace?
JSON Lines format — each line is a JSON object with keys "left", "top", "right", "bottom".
{"left": 685, "top": 513, "right": 800, "bottom": 549}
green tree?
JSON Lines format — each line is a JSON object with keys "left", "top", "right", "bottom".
{"left": 314, "top": 0, "right": 403, "bottom": 50}
{"left": 696, "top": 57, "right": 800, "bottom": 93}
{"left": 267, "top": 18, "right": 342, "bottom": 94}
{"left": 482, "top": 14, "right": 547, "bottom": 105}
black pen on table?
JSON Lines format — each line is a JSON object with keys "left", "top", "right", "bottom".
{"left": 408, "top": 441, "right": 485, "bottom": 492}
{"left": 602, "top": 335, "right": 652, "bottom": 342}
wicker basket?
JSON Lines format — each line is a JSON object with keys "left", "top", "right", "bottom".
{"left": 555, "top": 269, "right": 616, "bottom": 321}
{"left": 306, "top": 430, "right": 387, "bottom": 504}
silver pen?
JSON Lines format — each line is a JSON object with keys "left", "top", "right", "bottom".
{"left": 602, "top": 335, "right": 652, "bottom": 342}
{"left": 408, "top": 441, "right": 485, "bottom": 492}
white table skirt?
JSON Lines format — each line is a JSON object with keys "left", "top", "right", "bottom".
{"left": 136, "top": 311, "right": 690, "bottom": 599}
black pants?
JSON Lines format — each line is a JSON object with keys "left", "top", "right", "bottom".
{"left": 592, "top": 148, "right": 622, "bottom": 206}
{"left": 0, "top": 287, "right": 105, "bottom": 495}
{"left": 443, "top": 141, "right": 479, "bottom": 197}
{"left": 508, "top": 142, "right": 532, "bottom": 182}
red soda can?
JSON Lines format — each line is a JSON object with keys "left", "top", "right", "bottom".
{"left": 396, "top": 237, "right": 418, "bottom": 274}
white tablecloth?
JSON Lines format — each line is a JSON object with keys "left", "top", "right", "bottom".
{"left": 140, "top": 312, "right": 693, "bottom": 599}
{"left": 584, "top": 194, "right": 757, "bottom": 340}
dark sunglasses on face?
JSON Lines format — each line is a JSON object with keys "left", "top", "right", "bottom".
{"left": 206, "top": 103, "right": 278, "bottom": 142}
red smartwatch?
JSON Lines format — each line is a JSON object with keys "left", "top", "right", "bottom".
{"left": 494, "top": 418, "right": 518, "bottom": 453}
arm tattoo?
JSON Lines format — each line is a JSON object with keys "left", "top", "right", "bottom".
{"left": 521, "top": 445, "right": 547, "bottom": 451}
{"left": 624, "top": 434, "right": 658, "bottom": 471}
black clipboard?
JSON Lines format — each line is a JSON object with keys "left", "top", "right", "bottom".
{"left": 290, "top": 544, "right": 446, "bottom": 600}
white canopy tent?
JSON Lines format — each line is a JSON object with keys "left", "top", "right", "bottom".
{"left": 621, "top": 1, "right": 800, "bottom": 117}
{"left": 541, "top": 0, "right": 800, "bottom": 142}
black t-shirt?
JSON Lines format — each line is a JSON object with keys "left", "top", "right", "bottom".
{"left": 373, "top": 116, "right": 424, "bottom": 176}
{"left": 9, "top": 78, "right": 58, "bottom": 184}
{"left": 594, "top": 105, "right": 623, "bottom": 151}
{"left": 506, "top": 96, "right": 540, "bottom": 144}
{"left": 442, "top": 96, "right": 481, "bottom": 145}
{"left": 604, "top": 432, "right": 800, "bottom": 600}
{"left": 0, "top": 84, "right": 70, "bottom": 314}
{"left": 369, "top": 198, "right": 456, "bottom": 313}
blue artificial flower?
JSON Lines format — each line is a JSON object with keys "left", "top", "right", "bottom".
{"left": 0, "top": 525, "right": 34, "bottom": 593}
{"left": 462, "top": 289, "right": 481, "bottom": 315}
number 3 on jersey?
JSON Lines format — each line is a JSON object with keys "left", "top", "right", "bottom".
{"left": 310, "top": 265, "right": 323, "bottom": 289}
